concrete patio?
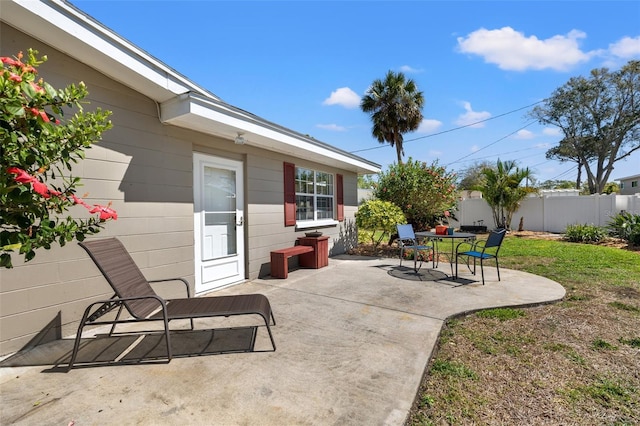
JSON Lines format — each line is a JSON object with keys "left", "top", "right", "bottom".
{"left": 0, "top": 254, "right": 565, "bottom": 425}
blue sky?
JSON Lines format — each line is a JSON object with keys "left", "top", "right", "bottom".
{"left": 72, "top": 0, "right": 640, "bottom": 184}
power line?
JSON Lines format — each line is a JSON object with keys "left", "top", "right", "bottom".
{"left": 349, "top": 99, "right": 545, "bottom": 154}
{"left": 445, "top": 120, "right": 538, "bottom": 167}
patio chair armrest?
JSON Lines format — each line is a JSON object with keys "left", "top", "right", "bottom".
{"left": 455, "top": 240, "right": 477, "bottom": 254}
{"left": 149, "top": 277, "right": 191, "bottom": 298}
{"left": 83, "top": 294, "right": 168, "bottom": 323}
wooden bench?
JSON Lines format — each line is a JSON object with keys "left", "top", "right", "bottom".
{"left": 270, "top": 245, "right": 315, "bottom": 279}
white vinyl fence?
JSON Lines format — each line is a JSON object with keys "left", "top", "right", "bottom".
{"left": 452, "top": 194, "right": 640, "bottom": 233}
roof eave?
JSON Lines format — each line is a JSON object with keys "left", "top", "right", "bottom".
{"left": 3, "top": 0, "right": 381, "bottom": 174}
{"left": 162, "top": 93, "right": 381, "bottom": 174}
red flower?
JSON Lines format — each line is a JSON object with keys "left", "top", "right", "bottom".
{"left": 9, "top": 73, "right": 22, "bottom": 82}
{"left": 29, "top": 107, "right": 50, "bottom": 122}
{"left": 7, "top": 167, "right": 58, "bottom": 198}
{"left": 7, "top": 167, "right": 35, "bottom": 184}
{"left": 31, "top": 180, "right": 54, "bottom": 198}
{"left": 89, "top": 204, "right": 118, "bottom": 221}
{"left": 38, "top": 110, "right": 50, "bottom": 122}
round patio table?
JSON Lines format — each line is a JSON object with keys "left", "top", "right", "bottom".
{"left": 415, "top": 231, "right": 477, "bottom": 277}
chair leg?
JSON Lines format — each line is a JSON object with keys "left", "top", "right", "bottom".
{"left": 495, "top": 258, "right": 501, "bottom": 281}
{"left": 480, "top": 258, "right": 485, "bottom": 285}
{"left": 67, "top": 304, "right": 95, "bottom": 370}
{"left": 161, "top": 311, "right": 172, "bottom": 363}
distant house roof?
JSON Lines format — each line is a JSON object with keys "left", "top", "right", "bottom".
{"left": 615, "top": 174, "right": 640, "bottom": 181}
{"left": 2, "top": 0, "right": 381, "bottom": 174}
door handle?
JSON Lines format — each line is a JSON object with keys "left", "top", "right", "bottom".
{"left": 237, "top": 216, "right": 244, "bottom": 226}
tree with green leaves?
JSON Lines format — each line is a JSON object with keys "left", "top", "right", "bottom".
{"left": 360, "top": 70, "right": 424, "bottom": 164}
{"left": 530, "top": 60, "right": 640, "bottom": 194}
{"left": 457, "top": 160, "right": 494, "bottom": 190}
{"left": 537, "top": 179, "right": 577, "bottom": 190}
{"left": 545, "top": 136, "right": 593, "bottom": 190}
{"left": 1, "top": 49, "right": 114, "bottom": 268}
{"left": 480, "top": 160, "right": 534, "bottom": 230}
{"left": 374, "top": 158, "right": 458, "bottom": 230}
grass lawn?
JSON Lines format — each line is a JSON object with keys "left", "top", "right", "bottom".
{"left": 402, "top": 235, "right": 640, "bottom": 425}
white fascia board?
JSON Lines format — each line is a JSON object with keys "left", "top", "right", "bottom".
{"left": 3, "top": 0, "right": 215, "bottom": 103}
{"left": 162, "top": 93, "right": 381, "bottom": 174}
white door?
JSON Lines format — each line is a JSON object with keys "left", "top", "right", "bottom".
{"left": 193, "top": 153, "right": 245, "bottom": 293}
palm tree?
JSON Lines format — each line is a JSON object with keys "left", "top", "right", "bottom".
{"left": 360, "top": 70, "right": 424, "bottom": 164}
{"left": 480, "top": 160, "right": 534, "bottom": 229}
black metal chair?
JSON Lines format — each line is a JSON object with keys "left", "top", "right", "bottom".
{"left": 396, "top": 224, "right": 434, "bottom": 272}
{"left": 455, "top": 228, "right": 507, "bottom": 285}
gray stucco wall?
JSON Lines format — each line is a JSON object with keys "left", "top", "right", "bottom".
{"left": 0, "top": 24, "right": 359, "bottom": 356}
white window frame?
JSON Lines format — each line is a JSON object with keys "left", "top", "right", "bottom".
{"left": 295, "top": 167, "right": 338, "bottom": 228}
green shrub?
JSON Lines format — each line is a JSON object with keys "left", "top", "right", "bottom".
{"left": 564, "top": 224, "right": 607, "bottom": 243}
{"left": 607, "top": 212, "right": 640, "bottom": 246}
{"left": 355, "top": 199, "right": 406, "bottom": 246}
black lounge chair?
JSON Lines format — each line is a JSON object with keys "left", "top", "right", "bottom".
{"left": 68, "top": 237, "right": 276, "bottom": 369}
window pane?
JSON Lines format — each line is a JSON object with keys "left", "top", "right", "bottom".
{"left": 296, "top": 168, "right": 314, "bottom": 194}
{"left": 317, "top": 196, "right": 333, "bottom": 219}
{"left": 296, "top": 195, "right": 314, "bottom": 221}
{"left": 315, "top": 172, "right": 333, "bottom": 195}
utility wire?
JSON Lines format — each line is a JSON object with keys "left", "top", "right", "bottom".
{"left": 349, "top": 99, "right": 545, "bottom": 154}
{"left": 445, "top": 120, "right": 538, "bottom": 167}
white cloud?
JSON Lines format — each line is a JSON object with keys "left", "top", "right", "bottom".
{"left": 316, "top": 123, "right": 347, "bottom": 132}
{"left": 514, "top": 129, "right": 534, "bottom": 139}
{"left": 609, "top": 36, "right": 640, "bottom": 59}
{"left": 455, "top": 101, "right": 491, "bottom": 128}
{"left": 399, "top": 65, "right": 422, "bottom": 73}
{"left": 471, "top": 145, "right": 480, "bottom": 152}
{"left": 429, "top": 149, "right": 443, "bottom": 157}
{"left": 542, "top": 127, "right": 562, "bottom": 137}
{"left": 322, "top": 87, "right": 360, "bottom": 108}
{"left": 457, "top": 27, "right": 593, "bottom": 71}
{"left": 534, "top": 143, "right": 551, "bottom": 149}
{"left": 416, "top": 118, "right": 443, "bottom": 134}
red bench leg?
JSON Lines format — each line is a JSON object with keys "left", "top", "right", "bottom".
{"left": 270, "top": 252, "right": 288, "bottom": 279}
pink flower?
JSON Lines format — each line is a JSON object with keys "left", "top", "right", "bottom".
{"left": 9, "top": 73, "right": 22, "bottom": 82}
{"left": 71, "top": 194, "right": 90, "bottom": 208}
{"left": 1, "top": 57, "right": 21, "bottom": 67}
{"left": 30, "top": 81, "right": 45, "bottom": 93}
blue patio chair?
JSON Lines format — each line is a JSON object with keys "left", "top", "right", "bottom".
{"left": 396, "top": 224, "right": 434, "bottom": 272}
{"left": 455, "top": 228, "right": 507, "bottom": 285}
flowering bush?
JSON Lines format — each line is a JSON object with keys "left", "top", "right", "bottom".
{"left": 374, "top": 158, "right": 458, "bottom": 230}
{"left": 1, "top": 49, "right": 114, "bottom": 268}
